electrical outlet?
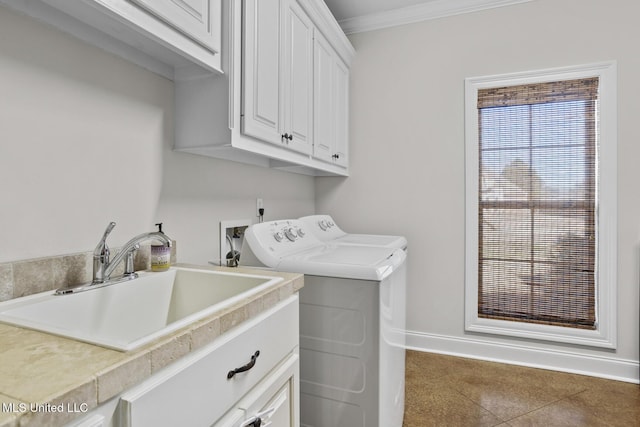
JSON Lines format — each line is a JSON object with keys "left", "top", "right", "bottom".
{"left": 256, "top": 198, "right": 264, "bottom": 217}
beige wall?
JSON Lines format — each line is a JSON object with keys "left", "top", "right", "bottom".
{"left": 316, "top": 0, "right": 639, "bottom": 377}
{"left": 0, "top": 6, "right": 314, "bottom": 266}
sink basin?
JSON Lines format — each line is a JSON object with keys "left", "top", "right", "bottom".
{"left": 0, "top": 267, "right": 282, "bottom": 351}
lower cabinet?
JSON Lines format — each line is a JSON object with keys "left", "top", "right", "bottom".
{"left": 67, "top": 295, "right": 299, "bottom": 427}
{"left": 215, "top": 354, "right": 299, "bottom": 427}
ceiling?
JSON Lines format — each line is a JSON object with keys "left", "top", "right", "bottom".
{"left": 322, "top": 0, "right": 533, "bottom": 34}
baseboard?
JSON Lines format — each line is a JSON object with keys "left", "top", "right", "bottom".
{"left": 405, "top": 329, "right": 639, "bottom": 384}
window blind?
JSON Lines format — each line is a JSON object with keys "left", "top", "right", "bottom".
{"left": 477, "top": 77, "right": 598, "bottom": 329}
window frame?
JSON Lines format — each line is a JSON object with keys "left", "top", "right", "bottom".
{"left": 464, "top": 62, "right": 618, "bottom": 349}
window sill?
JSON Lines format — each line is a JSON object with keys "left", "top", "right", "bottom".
{"left": 465, "top": 316, "right": 616, "bottom": 349}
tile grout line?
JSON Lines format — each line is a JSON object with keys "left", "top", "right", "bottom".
{"left": 499, "top": 389, "right": 591, "bottom": 425}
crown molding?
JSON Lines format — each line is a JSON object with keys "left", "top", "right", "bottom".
{"left": 338, "top": 0, "right": 534, "bottom": 34}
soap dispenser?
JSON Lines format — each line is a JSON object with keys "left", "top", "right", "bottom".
{"left": 151, "top": 223, "right": 171, "bottom": 272}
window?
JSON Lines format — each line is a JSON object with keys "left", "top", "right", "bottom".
{"left": 464, "top": 62, "right": 617, "bottom": 348}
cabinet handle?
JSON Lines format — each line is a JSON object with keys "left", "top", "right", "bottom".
{"left": 332, "top": 154, "right": 340, "bottom": 160}
{"left": 281, "top": 133, "right": 293, "bottom": 143}
{"left": 227, "top": 350, "right": 260, "bottom": 379}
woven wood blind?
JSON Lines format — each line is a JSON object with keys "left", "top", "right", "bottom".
{"left": 477, "top": 77, "right": 598, "bottom": 329}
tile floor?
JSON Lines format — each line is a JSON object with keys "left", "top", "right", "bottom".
{"left": 403, "top": 350, "right": 640, "bottom": 427}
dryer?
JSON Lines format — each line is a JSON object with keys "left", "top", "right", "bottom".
{"left": 244, "top": 219, "right": 407, "bottom": 427}
{"left": 299, "top": 214, "right": 407, "bottom": 250}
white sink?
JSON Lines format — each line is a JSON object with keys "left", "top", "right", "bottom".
{"left": 0, "top": 267, "right": 282, "bottom": 351}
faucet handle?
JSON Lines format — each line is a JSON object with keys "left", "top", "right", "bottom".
{"left": 103, "top": 221, "right": 116, "bottom": 239}
{"left": 92, "top": 222, "right": 116, "bottom": 284}
{"left": 94, "top": 221, "right": 116, "bottom": 256}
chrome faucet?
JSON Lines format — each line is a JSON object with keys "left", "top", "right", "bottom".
{"left": 56, "top": 222, "right": 172, "bottom": 295}
{"left": 101, "top": 227, "right": 172, "bottom": 282}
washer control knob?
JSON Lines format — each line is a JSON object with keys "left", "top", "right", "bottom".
{"left": 318, "top": 220, "right": 328, "bottom": 231}
{"left": 284, "top": 227, "right": 298, "bottom": 241}
{"left": 273, "top": 232, "right": 284, "bottom": 242}
{"left": 297, "top": 228, "right": 306, "bottom": 237}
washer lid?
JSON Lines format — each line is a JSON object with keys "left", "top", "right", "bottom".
{"left": 334, "top": 234, "right": 408, "bottom": 250}
{"left": 287, "top": 245, "right": 393, "bottom": 265}
{"left": 279, "top": 246, "right": 406, "bottom": 281}
{"left": 299, "top": 214, "right": 407, "bottom": 250}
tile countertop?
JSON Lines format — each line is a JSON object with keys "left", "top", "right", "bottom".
{"left": 0, "top": 264, "right": 303, "bottom": 427}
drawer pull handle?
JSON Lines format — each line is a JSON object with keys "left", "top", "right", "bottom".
{"left": 227, "top": 350, "right": 260, "bottom": 379}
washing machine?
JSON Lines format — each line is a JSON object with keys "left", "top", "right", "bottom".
{"left": 299, "top": 214, "right": 407, "bottom": 251}
{"left": 244, "top": 219, "right": 407, "bottom": 427}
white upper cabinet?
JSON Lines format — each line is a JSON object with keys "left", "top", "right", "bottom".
{"left": 242, "top": 0, "right": 282, "bottom": 145}
{"left": 243, "top": 0, "right": 313, "bottom": 156}
{"left": 131, "top": 0, "right": 221, "bottom": 54}
{"left": 0, "top": 0, "right": 223, "bottom": 77}
{"left": 0, "top": 0, "right": 352, "bottom": 175}
{"left": 282, "top": 0, "right": 314, "bottom": 155}
{"left": 173, "top": 0, "right": 354, "bottom": 176}
{"left": 312, "top": 30, "right": 334, "bottom": 163}
{"left": 313, "top": 30, "right": 348, "bottom": 167}
{"left": 332, "top": 57, "right": 349, "bottom": 167}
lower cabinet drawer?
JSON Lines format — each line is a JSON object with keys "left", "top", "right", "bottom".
{"left": 119, "top": 295, "right": 299, "bottom": 427}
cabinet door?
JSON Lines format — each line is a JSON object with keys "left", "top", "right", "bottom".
{"left": 332, "top": 57, "right": 349, "bottom": 167}
{"left": 282, "top": 0, "right": 313, "bottom": 155}
{"left": 131, "top": 0, "right": 221, "bottom": 53}
{"left": 239, "top": 354, "right": 299, "bottom": 427}
{"left": 313, "top": 32, "right": 349, "bottom": 168}
{"left": 312, "top": 31, "right": 334, "bottom": 163}
{"left": 243, "top": 0, "right": 282, "bottom": 144}
{"left": 255, "top": 380, "right": 293, "bottom": 426}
